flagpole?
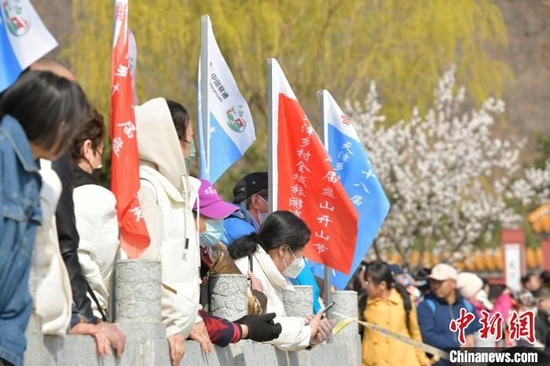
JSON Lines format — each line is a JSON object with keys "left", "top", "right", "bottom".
{"left": 318, "top": 90, "right": 333, "bottom": 337}
{"left": 200, "top": 15, "right": 210, "bottom": 180}
{"left": 267, "top": 58, "right": 277, "bottom": 213}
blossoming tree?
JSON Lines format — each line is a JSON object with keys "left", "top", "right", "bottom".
{"left": 348, "top": 67, "right": 524, "bottom": 267}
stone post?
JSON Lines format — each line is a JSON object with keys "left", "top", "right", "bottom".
{"left": 115, "top": 259, "right": 162, "bottom": 323}
{"left": 282, "top": 285, "right": 313, "bottom": 317}
{"left": 115, "top": 259, "right": 170, "bottom": 366}
{"left": 331, "top": 291, "right": 361, "bottom": 366}
{"left": 209, "top": 274, "right": 248, "bottom": 321}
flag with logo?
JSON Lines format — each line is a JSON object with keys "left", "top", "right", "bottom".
{"left": 312, "top": 90, "right": 390, "bottom": 289}
{"left": 0, "top": 0, "right": 58, "bottom": 92}
{"left": 268, "top": 59, "right": 358, "bottom": 275}
{"left": 198, "top": 15, "right": 255, "bottom": 184}
{"left": 110, "top": 0, "right": 149, "bottom": 258}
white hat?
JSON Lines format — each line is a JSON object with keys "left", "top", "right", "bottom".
{"left": 428, "top": 263, "right": 458, "bottom": 281}
{"left": 457, "top": 272, "right": 483, "bottom": 299}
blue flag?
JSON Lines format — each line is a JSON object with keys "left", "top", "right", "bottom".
{"left": 312, "top": 90, "right": 390, "bottom": 289}
{"left": 0, "top": 0, "right": 57, "bottom": 92}
{"left": 198, "top": 16, "right": 255, "bottom": 183}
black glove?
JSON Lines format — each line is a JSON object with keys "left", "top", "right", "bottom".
{"left": 235, "top": 313, "right": 282, "bottom": 342}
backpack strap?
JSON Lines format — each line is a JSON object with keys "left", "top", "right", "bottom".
{"left": 462, "top": 299, "right": 474, "bottom": 313}
{"left": 426, "top": 298, "right": 437, "bottom": 314}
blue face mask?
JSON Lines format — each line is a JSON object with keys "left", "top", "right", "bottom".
{"left": 200, "top": 219, "right": 225, "bottom": 247}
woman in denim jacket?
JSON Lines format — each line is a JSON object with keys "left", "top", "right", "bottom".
{"left": 0, "top": 71, "right": 89, "bottom": 366}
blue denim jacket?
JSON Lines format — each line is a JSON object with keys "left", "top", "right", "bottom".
{"left": 0, "top": 115, "right": 42, "bottom": 366}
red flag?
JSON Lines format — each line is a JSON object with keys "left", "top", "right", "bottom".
{"left": 110, "top": 0, "right": 149, "bottom": 258}
{"left": 270, "top": 59, "right": 358, "bottom": 275}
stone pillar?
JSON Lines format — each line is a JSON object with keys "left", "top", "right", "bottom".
{"left": 283, "top": 285, "right": 313, "bottom": 317}
{"left": 114, "top": 259, "right": 170, "bottom": 366}
{"left": 209, "top": 274, "right": 248, "bottom": 321}
{"left": 331, "top": 291, "right": 361, "bottom": 366}
{"left": 115, "top": 259, "right": 162, "bottom": 323}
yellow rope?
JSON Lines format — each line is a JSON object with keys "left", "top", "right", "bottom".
{"left": 332, "top": 312, "right": 449, "bottom": 361}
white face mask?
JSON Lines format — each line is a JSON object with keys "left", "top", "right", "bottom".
{"left": 257, "top": 195, "right": 270, "bottom": 225}
{"left": 258, "top": 212, "right": 270, "bottom": 225}
{"left": 282, "top": 247, "right": 305, "bottom": 278}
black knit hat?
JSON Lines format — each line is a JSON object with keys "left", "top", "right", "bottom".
{"left": 232, "top": 172, "right": 268, "bottom": 204}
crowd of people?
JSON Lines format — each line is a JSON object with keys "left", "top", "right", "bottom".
{"left": 3, "top": 58, "right": 550, "bottom": 366}
{"left": 0, "top": 60, "right": 334, "bottom": 366}
{"left": 350, "top": 259, "right": 550, "bottom": 366}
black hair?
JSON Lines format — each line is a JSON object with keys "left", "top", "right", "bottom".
{"left": 70, "top": 108, "right": 105, "bottom": 160}
{"left": 351, "top": 261, "right": 368, "bottom": 293}
{"left": 228, "top": 211, "right": 311, "bottom": 260}
{"left": 521, "top": 273, "right": 539, "bottom": 286}
{"left": 541, "top": 270, "right": 550, "bottom": 286}
{"left": 489, "top": 284, "right": 507, "bottom": 302}
{"left": 1, "top": 70, "right": 89, "bottom": 156}
{"left": 365, "top": 260, "right": 412, "bottom": 326}
{"left": 166, "top": 100, "right": 190, "bottom": 142}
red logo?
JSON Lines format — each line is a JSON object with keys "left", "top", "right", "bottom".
{"left": 449, "top": 308, "right": 475, "bottom": 345}
{"left": 508, "top": 311, "right": 535, "bottom": 344}
{"left": 340, "top": 114, "right": 350, "bottom": 126}
{"left": 478, "top": 310, "right": 504, "bottom": 341}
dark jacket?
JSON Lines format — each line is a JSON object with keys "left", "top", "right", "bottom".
{"left": 417, "top": 293, "right": 480, "bottom": 366}
{"left": 52, "top": 154, "right": 96, "bottom": 322}
{"left": 535, "top": 309, "right": 550, "bottom": 346}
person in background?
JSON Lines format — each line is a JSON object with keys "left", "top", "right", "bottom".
{"left": 0, "top": 70, "right": 89, "bottom": 366}
{"left": 521, "top": 273, "right": 542, "bottom": 298}
{"left": 390, "top": 264, "right": 423, "bottom": 305}
{"left": 29, "top": 58, "right": 126, "bottom": 356}
{"left": 534, "top": 286, "right": 550, "bottom": 347}
{"left": 477, "top": 278, "right": 494, "bottom": 311}
{"left": 136, "top": 98, "right": 281, "bottom": 365}
{"left": 30, "top": 59, "right": 100, "bottom": 324}
{"left": 71, "top": 109, "right": 119, "bottom": 320}
{"left": 228, "top": 172, "right": 269, "bottom": 235}
{"left": 229, "top": 211, "right": 334, "bottom": 351}
{"left": 193, "top": 178, "right": 268, "bottom": 316}
{"left": 361, "top": 261, "right": 431, "bottom": 366}
{"left": 226, "top": 172, "right": 323, "bottom": 314}
{"left": 417, "top": 264, "right": 480, "bottom": 366}
{"left": 457, "top": 272, "right": 494, "bottom": 347}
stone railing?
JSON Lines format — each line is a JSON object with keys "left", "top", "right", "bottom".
{"left": 25, "top": 259, "right": 360, "bottom": 366}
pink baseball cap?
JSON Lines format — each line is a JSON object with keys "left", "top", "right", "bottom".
{"left": 194, "top": 179, "right": 238, "bottom": 220}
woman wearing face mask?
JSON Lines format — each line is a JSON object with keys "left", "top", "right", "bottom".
{"left": 136, "top": 98, "right": 281, "bottom": 366}
{"left": 166, "top": 100, "right": 196, "bottom": 172}
{"left": 193, "top": 178, "right": 268, "bottom": 315}
{"left": 228, "top": 211, "right": 334, "bottom": 351}
{"left": 71, "top": 109, "right": 118, "bottom": 320}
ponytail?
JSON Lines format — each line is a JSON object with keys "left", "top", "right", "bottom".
{"left": 228, "top": 232, "right": 261, "bottom": 260}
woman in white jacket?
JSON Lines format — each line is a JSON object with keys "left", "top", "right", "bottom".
{"left": 228, "top": 210, "right": 334, "bottom": 351}
{"left": 135, "top": 98, "right": 282, "bottom": 366}
{"left": 71, "top": 109, "right": 119, "bottom": 320}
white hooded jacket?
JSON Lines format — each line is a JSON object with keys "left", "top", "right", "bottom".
{"left": 135, "top": 98, "right": 201, "bottom": 338}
